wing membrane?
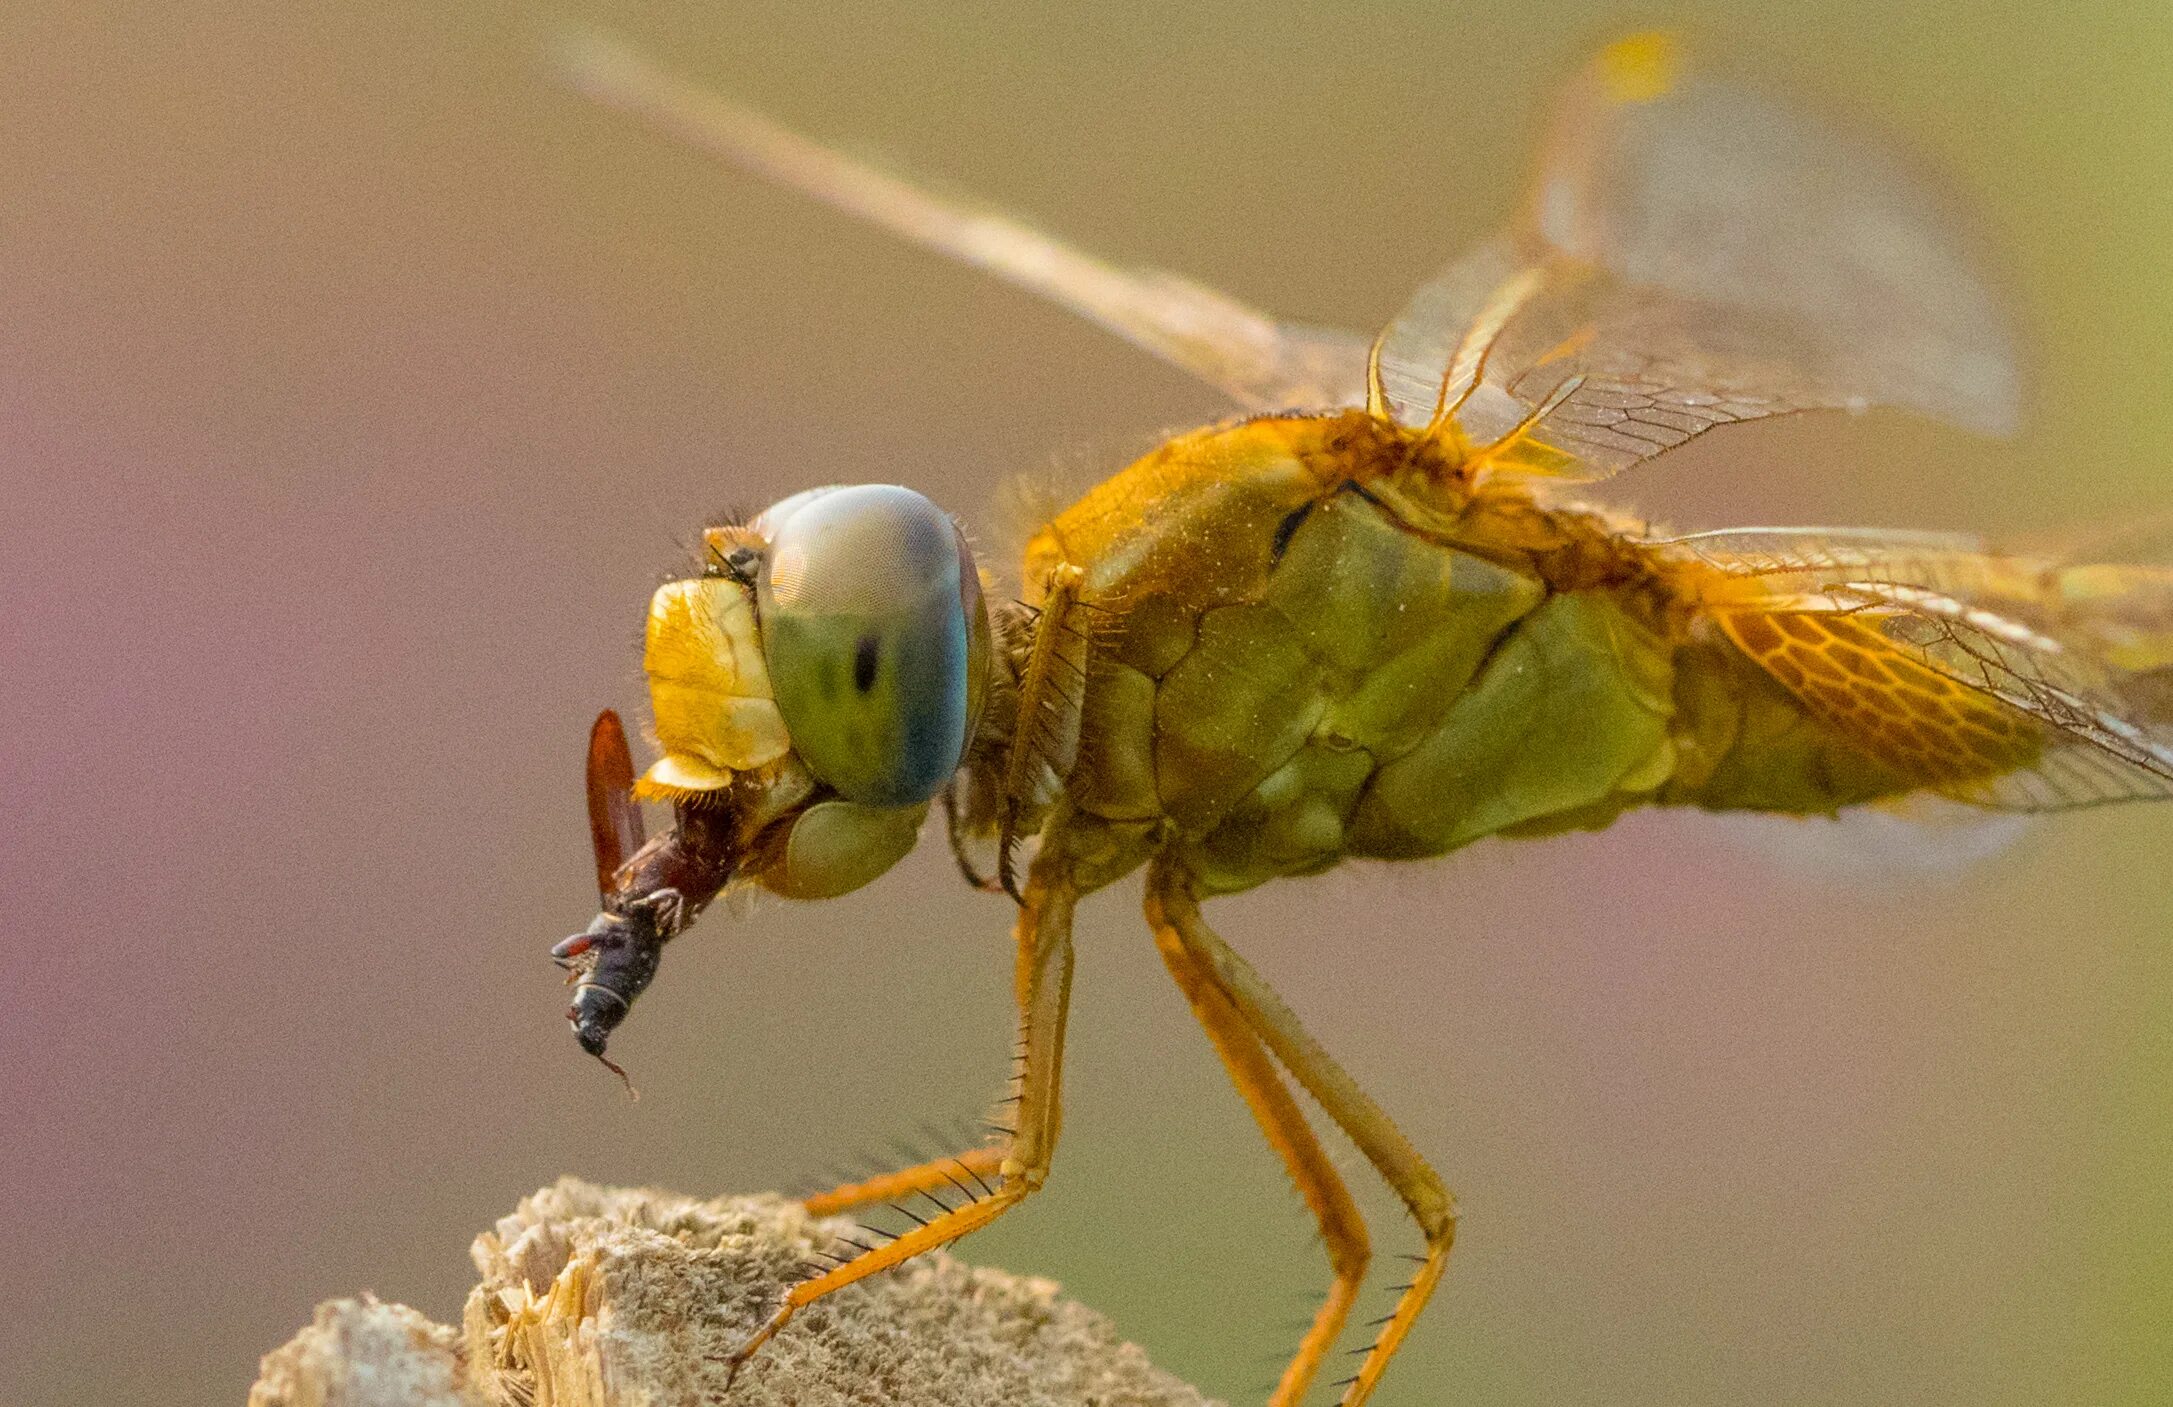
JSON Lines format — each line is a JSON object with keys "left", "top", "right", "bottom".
{"left": 1673, "top": 529, "right": 2173, "bottom": 810}
{"left": 559, "top": 32, "right": 1373, "bottom": 411}
{"left": 562, "top": 31, "right": 2016, "bottom": 465}
{"left": 1379, "top": 36, "right": 2021, "bottom": 479}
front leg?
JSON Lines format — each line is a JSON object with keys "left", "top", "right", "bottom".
{"left": 727, "top": 865, "right": 1079, "bottom": 1381}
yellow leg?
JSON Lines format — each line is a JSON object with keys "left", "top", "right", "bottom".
{"left": 727, "top": 869, "right": 1078, "bottom": 1381}
{"left": 1145, "top": 879, "right": 1369, "bottom": 1407}
{"left": 1147, "top": 860, "right": 1457, "bottom": 1407}
{"left": 801, "top": 1145, "right": 1007, "bottom": 1217}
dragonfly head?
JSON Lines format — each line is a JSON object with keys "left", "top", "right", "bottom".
{"left": 638, "top": 483, "right": 990, "bottom": 900}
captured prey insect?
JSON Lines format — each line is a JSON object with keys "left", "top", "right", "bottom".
{"left": 547, "top": 32, "right": 2173, "bottom": 1405}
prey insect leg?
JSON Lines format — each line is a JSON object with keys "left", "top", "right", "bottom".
{"left": 1144, "top": 875, "right": 1369, "bottom": 1407}
{"left": 726, "top": 867, "right": 1078, "bottom": 1381}
{"left": 1147, "top": 860, "right": 1457, "bottom": 1407}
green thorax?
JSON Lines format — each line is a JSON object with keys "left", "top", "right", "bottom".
{"left": 1018, "top": 411, "right": 1911, "bottom": 896}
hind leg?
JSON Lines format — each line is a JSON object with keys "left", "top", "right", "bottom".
{"left": 1148, "top": 859, "right": 1457, "bottom": 1407}
{"left": 1145, "top": 875, "right": 1370, "bottom": 1406}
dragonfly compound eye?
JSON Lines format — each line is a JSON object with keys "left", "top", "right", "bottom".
{"left": 754, "top": 484, "right": 988, "bottom": 806}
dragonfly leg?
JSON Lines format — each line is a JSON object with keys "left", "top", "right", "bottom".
{"left": 1144, "top": 875, "right": 1369, "bottom": 1407}
{"left": 1146, "top": 859, "right": 1456, "bottom": 1407}
{"left": 801, "top": 1144, "right": 1007, "bottom": 1217}
{"left": 726, "top": 868, "right": 1079, "bottom": 1383}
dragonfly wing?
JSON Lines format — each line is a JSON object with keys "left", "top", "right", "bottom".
{"left": 1377, "top": 35, "right": 2021, "bottom": 479}
{"left": 1675, "top": 528, "right": 2173, "bottom": 810}
{"left": 2016, "top": 509, "right": 2173, "bottom": 570}
{"left": 559, "top": 32, "right": 1374, "bottom": 412}
{"left": 1701, "top": 801, "right": 2033, "bottom": 884}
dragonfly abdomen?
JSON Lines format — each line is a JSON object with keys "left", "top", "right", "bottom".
{"left": 1658, "top": 632, "right": 1928, "bottom": 816}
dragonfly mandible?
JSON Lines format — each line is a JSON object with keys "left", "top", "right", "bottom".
{"left": 547, "top": 32, "right": 2173, "bottom": 1405}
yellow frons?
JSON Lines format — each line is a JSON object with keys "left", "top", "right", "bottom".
{"left": 643, "top": 578, "right": 793, "bottom": 785}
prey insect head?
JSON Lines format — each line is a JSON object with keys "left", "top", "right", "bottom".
{"left": 553, "top": 905, "right": 664, "bottom": 1080}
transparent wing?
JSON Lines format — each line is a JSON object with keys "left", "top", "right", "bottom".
{"left": 1377, "top": 35, "right": 2022, "bottom": 480}
{"left": 558, "top": 32, "right": 1374, "bottom": 412}
{"left": 1672, "top": 528, "right": 2173, "bottom": 810}
{"left": 2017, "top": 509, "right": 2173, "bottom": 570}
{"left": 1700, "top": 802, "right": 2033, "bottom": 885}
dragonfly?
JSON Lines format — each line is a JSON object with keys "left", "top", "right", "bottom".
{"left": 547, "top": 31, "right": 2173, "bottom": 1405}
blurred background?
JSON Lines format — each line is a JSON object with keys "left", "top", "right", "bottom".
{"left": 4, "top": 2, "right": 2170, "bottom": 1403}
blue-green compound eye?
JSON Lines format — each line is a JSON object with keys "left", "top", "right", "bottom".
{"left": 754, "top": 484, "right": 989, "bottom": 806}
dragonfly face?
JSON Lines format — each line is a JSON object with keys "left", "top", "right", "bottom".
{"left": 555, "top": 484, "right": 988, "bottom": 1071}
{"left": 645, "top": 483, "right": 987, "bottom": 888}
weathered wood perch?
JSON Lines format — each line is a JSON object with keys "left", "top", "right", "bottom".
{"left": 248, "top": 1178, "right": 1215, "bottom": 1407}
